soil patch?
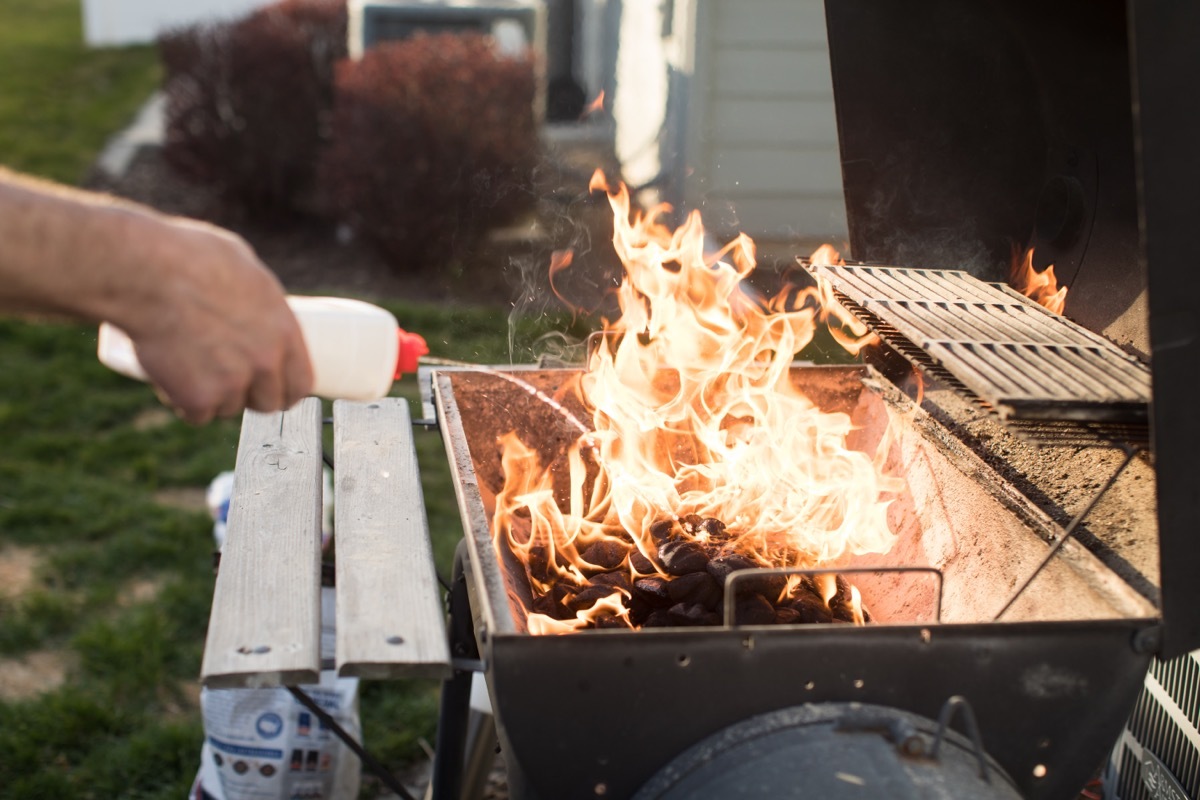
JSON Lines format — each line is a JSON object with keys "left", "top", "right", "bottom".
{"left": 0, "top": 545, "right": 39, "bottom": 600}
{"left": 0, "top": 649, "right": 73, "bottom": 701}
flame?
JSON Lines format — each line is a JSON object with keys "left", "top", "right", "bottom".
{"left": 494, "top": 170, "right": 905, "bottom": 633}
{"left": 1010, "top": 247, "right": 1067, "bottom": 314}
{"left": 583, "top": 90, "right": 606, "bottom": 118}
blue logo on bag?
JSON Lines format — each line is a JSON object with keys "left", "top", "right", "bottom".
{"left": 256, "top": 712, "right": 284, "bottom": 739}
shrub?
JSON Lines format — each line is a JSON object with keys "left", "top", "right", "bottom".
{"left": 320, "top": 33, "right": 540, "bottom": 271}
{"left": 158, "top": 0, "right": 347, "bottom": 218}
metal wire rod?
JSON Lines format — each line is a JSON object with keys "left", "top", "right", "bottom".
{"left": 285, "top": 685, "right": 418, "bottom": 800}
{"left": 993, "top": 446, "right": 1141, "bottom": 621}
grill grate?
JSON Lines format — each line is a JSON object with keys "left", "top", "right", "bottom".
{"left": 813, "top": 264, "right": 1152, "bottom": 446}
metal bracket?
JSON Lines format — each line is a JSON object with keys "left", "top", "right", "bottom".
{"left": 929, "top": 695, "right": 991, "bottom": 782}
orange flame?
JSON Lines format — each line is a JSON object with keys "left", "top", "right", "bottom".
{"left": 1010, "top": 247, "right": 1067, "bottom": 314}
{"left": 583, "top": 90, "right": 605, "bottom": 118}
{"left": 494, "top": 171, "right": 904, "bottom": 633}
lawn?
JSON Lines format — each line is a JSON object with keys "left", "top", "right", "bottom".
{"left": 0, "top": 3, "right": 586, "bottom": 797}
{"left": 0, "top": 0, "right": 160, "bottom": 183}
{"left": 0, "top": 306, "right": 579, "bottom": 799}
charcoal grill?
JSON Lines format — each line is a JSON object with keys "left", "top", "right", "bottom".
{"left": 196, "top": 1, "right": 1197, "bottom": 797}
{"left": 421, "top": 1, "right": 1199, "bottom": 798}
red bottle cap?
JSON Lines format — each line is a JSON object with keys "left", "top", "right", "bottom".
{"left": 395, "top": 328, "right": 429, "bottom": 378}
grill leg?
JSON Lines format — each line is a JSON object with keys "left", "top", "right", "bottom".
{"left": 431, "top": 541, "right": 479, "bottom": 800}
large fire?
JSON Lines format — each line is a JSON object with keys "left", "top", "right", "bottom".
{"left": 493, "top": 171, "right": 906, "bottom": 634}
{"left": 1010, "top": 247, "right": 1067, "bottom": 314}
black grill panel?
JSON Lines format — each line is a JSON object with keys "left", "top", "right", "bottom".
{"left": 1113, "top": 653, "right": 1200, "bottom": 799}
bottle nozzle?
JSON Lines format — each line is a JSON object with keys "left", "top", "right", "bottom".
{"left": 395, "top": 329, "right": 429, "bottom": 378}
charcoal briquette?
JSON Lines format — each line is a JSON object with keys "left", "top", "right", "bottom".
{"left": 580, "top": 540, "right": 630, "bottom": 572}
{"left": 666, "top": 572, "right": 723, "bottom": 611}
{"left": 706, "top": 553, "right": 758, "bottom": 583}
{"left": 774, "top": 607, "right": 804, "bottom": 625}
{"left": 629, "top": 550, "right": 657, "bottom": 574}
{"left": 641, "top": 610, "right": 673, "bottom": 628}
{"left": 789, "top": 594, "right": 835, "bottom": 624}
{"left": 734, "top": 593, "right": 777, "bottom": 626}
{"left": 658, "top": 539, "right": 710, "bottom": 575}
{"left": 667, "top": 602, "right": 718, "bottom": 627}
{"left": 649, "top": 519, "right": 678, "bottom": 542}
{"left": 633, "top": 576, "right": 671, "bottom": 604}
{"left": 590, "top": 570, "right": 632, "bottom": 594}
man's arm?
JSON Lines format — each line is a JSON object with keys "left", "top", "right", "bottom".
{"left": 0, "top": 166, "right": 312, "bottom": 423}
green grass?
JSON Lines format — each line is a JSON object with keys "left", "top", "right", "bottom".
{"left": 0, "top": 3, "right": 596, "bottom": 791}
{"left": 0, "top": 0, "right": 161, "bottom": 183}
{"left": 0, "top": 302, "right": 587, "bottom": 799}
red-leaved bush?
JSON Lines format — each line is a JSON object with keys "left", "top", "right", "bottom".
{"left": 158, "top": 0, "right": 347, "bottom": 218}
{"left": 319, "top": 33, "right": 540, "bottom": 270}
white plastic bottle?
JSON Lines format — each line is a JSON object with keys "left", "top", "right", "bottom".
{"left": 97, "top": 296, "right": 428, "bottom": 402}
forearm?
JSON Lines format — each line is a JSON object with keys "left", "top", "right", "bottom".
{"left": 0, "top": 166, "right": 167, "bottom": 327}
{"left": 0, "top": 165, "right": 312, "bottom": 421}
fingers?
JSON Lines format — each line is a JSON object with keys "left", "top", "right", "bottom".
{"left": 280, "top": 335, "right": 315, "bottom": 409}
{"left": 245, "top": 361, "right": 286, "bottom": 414}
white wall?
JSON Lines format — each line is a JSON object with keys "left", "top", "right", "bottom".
{"left": 682, "top": 0, "right": 847, "bottom": 248}
{"left": 607, "top": 0, "right": 847, "bottom": 251}
{"left": 82, "top": 0, "right": 273, "bottom": 46}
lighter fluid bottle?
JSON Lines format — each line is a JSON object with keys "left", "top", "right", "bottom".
{"left": 97, "top": 296, "right": 427, "bottom": 402}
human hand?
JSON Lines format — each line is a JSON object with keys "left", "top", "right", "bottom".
{"left": 116, "top": 215, "right": 313, "bottom": 424}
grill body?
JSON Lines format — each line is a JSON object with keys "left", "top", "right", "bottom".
{"left": 434, "top": 365, "right": 1157, "bottom": 799}
{"left": 478, "top": 619, "right": 1151, "bottom": 800}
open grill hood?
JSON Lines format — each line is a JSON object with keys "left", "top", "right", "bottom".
{"left": 823, "top": 0, "right": 1200, "bottom": 658}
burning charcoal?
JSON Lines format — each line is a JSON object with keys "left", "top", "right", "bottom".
{"left": 698, "top": 517, "right": 729, "bottom": 540}
{"left": 826, "top": 575, "right": 858, "bottom": 623}
{"left": 628, "top": 595, "right": 654, "bottom": 626}
{"left": 649, "top": 519, "right": 679, "bottom": 542}
{"left": 527, "top": 545, "right": 572, "bottom": 583}
{"left": 788, "top": 594, "right": 834, "bottom": 624}
{"left": 527, "top": 545, "right": 551, "bottom": 583}
{"left": 580, "top": 540, "right": 630, "bottom": 573}
{"left": 590, "top": 570, "right": 632, "bottom": 594}
{"left": 530, "top": 593, "right": 563, "bottom": 620}
{"left": 734, "top": 593, "right": 777, "bottom": 626}
{"left": 593, "top": 613, "right": 627, "bottom": 629}
{"left": 745, "top": 572, "right": 787, "bottom": 601}
{"left": 707, "top": 556, "right": 786, "bottom": 600}
{"left": 630, "top": 550, "right": 657, "bottom": 574}
{"left": 568, "top": 584, "right": 617, "bottom": 612}
{"left": 668, "top": 602, "right": 721, "bottom": 627}
{"left": 633, "top": 576, "right": 672, "bottom": 605}
{"left": 658, "top": 539, "right": 710, "bottom": 575}
{"left": 706, "top": 553, "right": 758, "bottom": 583}
{"left": 551, "top": 582, "right": 579, "bottom": 611}
{"left": 666, "top": 572, "right": 723, "bottom": 611}
{"left": 774, "top": 607, "right": 803, "bottom": 626}
{"left": 641, "top": 610, "right": 673, "bottom": 628}
{"left": 680, "top": 514, "right": 705, "bottom": 535}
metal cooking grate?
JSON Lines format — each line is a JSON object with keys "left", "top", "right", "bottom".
{"left": 812, "top": 264, "right": 1152, "bottom": 446}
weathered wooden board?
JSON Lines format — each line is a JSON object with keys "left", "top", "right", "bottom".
{"left": 201, "top": 399, "right": 324, "bottom": 689}
{"left": 333, "top": 399, "right": 450, "bottom": 679}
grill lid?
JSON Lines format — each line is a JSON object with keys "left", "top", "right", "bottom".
{"left": 815, "top": 264, "right": 1151, "bottom": 444}
{"left": 822, "top": 0, "right": 1200, "bottom": 656}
